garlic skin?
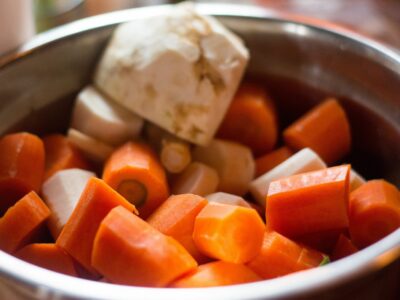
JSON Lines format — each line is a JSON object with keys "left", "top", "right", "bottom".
{"left": 94, "top": 3, "right": 249, "bottom": 145}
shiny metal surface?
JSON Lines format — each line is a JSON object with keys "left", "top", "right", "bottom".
{"left": 0, "top": 3, "right": 399, "bottom": 300}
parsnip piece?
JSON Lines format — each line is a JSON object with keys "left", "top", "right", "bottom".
{"left": 160, "top": 139, "right": 192, "bottom": 174}
{"left": 94, "top": 3, "right": 249, "bottom": 145}
{"left": 192, "top": 139, "right": 255, "bottom": 196}
{"left": 172, "top": 162, "right": 219, "bottom": 196}
{"left": 206, "top": 192, "right": 251, "bottom": 208}
{"left": 67, "top": 128, "right": 114, "bottom": 163}
{"left": 349, "top": 168, "right": 366, "bottom": 191}
{"left": 71, "top": 86, "right": 143, "bottom": 146}
{"left": 42, "top": 168, "right": 95, "bottom": 239}
{"left": 249, "top": 148, "right": 327, "bottom": 206}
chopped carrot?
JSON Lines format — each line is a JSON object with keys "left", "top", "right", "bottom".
{"left": 283, "top": 98, "right": 351, "bottom": 164}
{"left": 103, "top": 142, "right": 169, "bottom": 218}
{"left": 193, "top": 202, "right": 265, "bottom": 263}
{"left": 331, "top": 234, "right": 358, "bottom": 261}
{"left": 15, "top": 243, "right": 78, "bottom": 276}
{"left": 247, "top": 231, "right": 325, "bottom": 279}
{"left": 43, "top": 134, "right": 90, "bottom": 180}
{"left": 0, "top": 132, "right": 45, "bottom": 215}
{"left": 349, "top": 180, "right": 400, "bottom": 249}
{"left": 217, "top": 82, "right": 278, "bottom": 156}
{"left": 92, "top": 206, "right": 197, "bottom": 287}
{"left": 0, "top": 192, "right": 50, "bottom": 253}
{"left": 56, "top": 177, "right": 137, "bottom": 276}
{"left": 266, "top": 165, "right": 350, "bottom": 239}
{"left": 147, "top": 194, "right": 209, "bottom": 263}
{"left": 255, "top": 146, "right": 294, "bottom": 177}
{"left": 170, "top": 261, "right": 261, "bottom": 288}
{"left": 295, "top": 228, "right": 346, "bottom": 254}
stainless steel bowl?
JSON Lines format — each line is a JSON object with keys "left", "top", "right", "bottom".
{"left": 0, "top": 3, "right": 399, "bottom": 300}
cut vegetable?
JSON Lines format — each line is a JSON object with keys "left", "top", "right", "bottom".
{"left": 193, "top": 202, "right": 265, "bottom": 263}
{"left": 102, "top": 142, "right": 169, "bottom": 218}
{"left": 192, "top": 139, "right": 255, "bottom": 196}
{"left": 0, "top": 132, "right": 45, "bottom": 215}
{"left": 15, "top": 243, "right": 77, "bottom": 276}
{"left": 247, "top": 231, "right": 325, "bottom": 279}
{"left": 160, "top": 138, "right": 192, "bottom": 174}
{"left": 349, "top": 180, "right": 400, "bottom": 249}
{"left": 331, "top": 234, "right": 358, "bottom": 261}
{"left": 56, "top": 177, "right": 137, "bottom": 275}
{"left": 255, "top": 146, "right": 294, "bottom": 177}
{"left": 92, "top": 206, "right": 197, "bottom": 287}
{"left": 205, "top": 192, "right": 251, "bottom": 208}
{"left": 41, "top": 168, "right": 96, "bottom": 239}
{"left": 172, "top": 162, "right": 219, "bottom": 196}
{"left": 217, "top": 82, "right": 278, "bottom": 156}
{"left": 349, "top": 168, "right": 366, "bottom": 192}
{"left": 283, "top": 98, "right": 351, "bottom": 164}
{"left": 67, "top": 128, "right": 114, "bottom": 163}
{"left": 249, "top": 148, "right": 326, "bottom": 206}
{"left": 0, "top": 192, "right": 50, "bottom": 253}
{"left": 170, "top": 261, "right": 261, "bottom": 288}
{"left": 71, "top": 85, "right": 144, "bottom": 146}
{"left": 266, "top": 165, "right": 350, "bottom": 239}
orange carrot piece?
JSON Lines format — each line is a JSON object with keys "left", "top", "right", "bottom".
{"left": 15, "top": 243, "right": 77, "bottom": 276}
{"left": 56, "top": 177, "right": 136, "bottom": 275}
{"left": 193, "top": 202, "right": 265, "bottom": 264}
{"left": 0, "top": 192, "right": 50, "bottom": 253}
{"left": 217, "top": 82, "right": 278, "bottom": 156}
{"left": 147, "top": 194, "right": 209, "bottom": 263}
{"left": 283, "top": 98, "right": 351, "bottom": 164}
{"left": 247, "top": 231, "right": 325, "bottom": 279}
{"left": 43, "top": 134, "right": 90, "bottom": 180}
{"left": 170, "top": 261, "right": 261, "bottom": 288}
{"left": 92, "top": 206, "right": 197, "bottom": 287}
{"left": 331, "top": 234, "right": 358, "bottom": 261}
{"left": 255, "top": 146, "right": 294, "bottom": 177}
{"left": 0, "top": 132, "right": 45, "bottom": 215}
{"left": 103, "top": 142, "right": 169, "bottom": 218}
{"left": 349, "top": 180, "right": 400, "bottom": 249}
{"left": 295, "top": 228, "right": 346, "bottom": 254}
{"left": 266, "top": 165, "right": 350, "bottom": 239}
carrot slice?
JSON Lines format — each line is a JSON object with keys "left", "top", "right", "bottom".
{"left": 147, "top": 194, "right": 209, "bottom": 263}
{"left": 56, "top": 177, "right": 136, "bottom": 276}
{"left": 193, "top": 202, "right": 265, "bottom": 263}
{"left": 255, "top": 146, "right": 294, "bottom": 177}
{"left": 247, "top": 231, "right": 325, "bottom": 279}
{"left": 103, "top": 142, "right": 169, "bottom": 218}
{"left": 0, "top": 192, "right": 50, "bottom": 253}
{"left": 92, "top": 206, "right": 197, "bottom": 287}
{"left": 217, "top": 82, "right": 278, "bottom": 156}
{"left": 331, "top": 234, "right": 358, "bottom": 261}
{"left": 170, "top": 261, "right": 261, "bottom": 288}
{"left": 283, "top": 98, "right": 351, "bottom": 164}
{"left": 0, "top": 132, "right": 45, "bottom": 215}
{"left": 266, "top": 165, "right": 350, "bottom": 239}
{"left": 43, "top": 134, "right": 90, "bottom": 180}
{"left": 15, "top": 243, "right": 77, "bottom": 276}
{"left": 349, "top": 180, "right": 400, "bottom": 249}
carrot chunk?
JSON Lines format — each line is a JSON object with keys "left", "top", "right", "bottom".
{"left": 170, "top": 261, "right": 261, "bottom": 288}
{"left": 217, "top": 82, "right": 278, "bottom": 156}
{"left": 0, "top": 192, "right": 50, "bottom": 253}
{"left": 193, "top": 203, "right": 265, "bottom": 264}
{"left": 266, "top": 165, "right": 350, "bottom": 239}
{"left": 15, "top": 243, "right": 77, "bottom": 276}
{"left": 283, "top": 99, "right": 351, "bottom": 164}
{"left": 0, "top": 132, "right": 45, "bottom": 215}
{"left": 56, "top": 177, "right": 136, "bottom": 275}
{"left": 247, "top": 231, "right": 325, "bottom": 279}
{"left": 147, "top": 194, "right": 209, "bottom": 263}
{"left": 331, "top": 234, "right": 358, "bottom": 261}
{"left": 349, "top": 180, "right": 400, "bottom": 249}
{"left": 255, "top": 146, "right": 294, "bottom": 177}
{"left": 43, "top": 134, "right": 90, "bottom": 180}
{"left": 92, "top": 206, "right": 197, "bottom": 287}
{"left": 103, "top": 142, "right": 169, "bottom": 218}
